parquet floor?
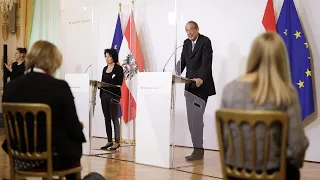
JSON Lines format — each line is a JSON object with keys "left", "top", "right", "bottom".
{"left": 1, "top": 128, "right": 320, "bottom": 180}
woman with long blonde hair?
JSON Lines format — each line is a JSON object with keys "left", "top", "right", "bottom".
{"left": 220, "top": 32, "right": 308, "bottom": 180}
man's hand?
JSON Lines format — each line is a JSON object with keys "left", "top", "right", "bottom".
{"left": 193, "top": 78, "right": 203, "bottom": 87}
{"left": 80, "top": 122, "right": 84, "bottom": 128}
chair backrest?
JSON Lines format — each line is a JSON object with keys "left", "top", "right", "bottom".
{"left": 215, "top": 109, "right": 288, "bottom": 180}
{"left": 2, "top": 103, "right": 52, "bottom": 174}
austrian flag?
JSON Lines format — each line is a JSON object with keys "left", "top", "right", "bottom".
{"left": 118, "top": 11, "right": 144, "bottom": 124}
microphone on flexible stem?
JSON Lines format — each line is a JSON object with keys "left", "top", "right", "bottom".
{"left": 162, "top": 45, "right": 183, "bottom": 72}
{"left": 84, "top": 64, "right": 92, "bottom": 73}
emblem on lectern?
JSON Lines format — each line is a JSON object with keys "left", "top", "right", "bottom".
{"left": 122, "top": 53, "right": 138, "bottom": 80}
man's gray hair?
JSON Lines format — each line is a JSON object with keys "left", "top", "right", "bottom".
{"left": 187, "top": 21, "right": 199, "bottom": 29}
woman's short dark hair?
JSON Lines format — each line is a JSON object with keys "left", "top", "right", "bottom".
{"left": 104, "top": 48, "right": 118, "bottom": 63}
{"left": 17, "top": 47, "right": 27, "bottom": 54}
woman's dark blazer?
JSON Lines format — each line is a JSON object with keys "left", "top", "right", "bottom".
{"left": 1, "top": 72, "right": 86, "bottom": 159}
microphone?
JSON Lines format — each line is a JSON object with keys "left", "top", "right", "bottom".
{"left": 84, "top": 64, "right": 92, "bottom": 73}
{"left": 162, "top": 45, "right": 183, "bottom": 72}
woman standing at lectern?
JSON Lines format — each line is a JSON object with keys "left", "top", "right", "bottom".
{"left": 100, "top": 48, "right": 124, "bottom": 151}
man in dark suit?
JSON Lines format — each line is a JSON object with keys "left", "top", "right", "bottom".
{"left": 177, "top": 21, "right": 216, "bottom": 161}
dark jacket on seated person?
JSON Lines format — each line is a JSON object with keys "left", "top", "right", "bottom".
{"left": 1, "top": 71, "right": 86, "bottom": 160}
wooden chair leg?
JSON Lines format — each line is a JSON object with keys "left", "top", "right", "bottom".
{"left": 10, "top": 168, "right": 15, "bottom": 180}
{"left": 75, "top": 172, "right": 81, "bottom": 180}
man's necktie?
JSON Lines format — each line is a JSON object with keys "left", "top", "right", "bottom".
{"left": 192, "top": 42, "right": 195, "bottom": 51}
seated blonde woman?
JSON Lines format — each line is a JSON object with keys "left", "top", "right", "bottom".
{"left": 220, "top": 32, "right": 309, "bottom": 180}
{"left": 2, "top": 40, "right": 86, "bottom": 180}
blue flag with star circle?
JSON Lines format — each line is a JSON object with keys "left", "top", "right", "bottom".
{"left": 276, "top": 0, "right": 314, "bottom": 120}
{"left": 111, "top": 13, "right": 123, "bottom": 53}
{"left": 111, "top": 13, "right": 123, "bottom": 118}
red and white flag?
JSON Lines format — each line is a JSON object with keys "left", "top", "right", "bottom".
{"left": 262, "top": 0, "right": 277, "bottom": 32}
{"left": 119, "top": 11, "right": 144, "bottom": 124}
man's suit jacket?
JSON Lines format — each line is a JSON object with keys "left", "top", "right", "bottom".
{"left": 1, "top": 71, "right": 86, "bottom": 159}
{"left": 177, "top": 34, "right": 216, "bottom": 100}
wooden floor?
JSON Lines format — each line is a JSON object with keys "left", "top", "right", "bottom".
{"left": 1, "top": 128, "right": 320, "bottom": 180}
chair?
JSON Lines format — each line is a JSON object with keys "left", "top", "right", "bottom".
{"left": 215, "top": 109, "right": 288, "bottom": 180}
{"left": 2, "top": 103, "right": 82, "bottom": 180}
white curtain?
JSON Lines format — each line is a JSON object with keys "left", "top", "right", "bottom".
{"left": 29, "top": 0, "right": 60, "bottom": 48}
{"left": 28, "top": 0, "right": 60, "bottom": 77}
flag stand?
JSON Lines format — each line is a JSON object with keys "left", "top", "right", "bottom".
{"left": 131, "top": 0, "right": 136, "bottom": 147}
{"left": 118, "top": 2, "right": 124, "bottom": 146}
{"left": 118, "top": 2, "right": 134, "bottom": 146}
{"left": 119, "top": 0, "right": 136, "bottom": 147}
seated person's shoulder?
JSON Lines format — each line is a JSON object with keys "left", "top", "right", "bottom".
{"left": 55, "top": 79, "right": 75, "bottom": 99}
{"left": 222, "top": 81, "right": 235, "bottom": 91}
{"left": 223, "top": 79, "right": 248, "bottom": 91}
{"left": 37, "top": 75, "right": 70, "bottom": 89}
{"left": 3, "top": 75, "right": 26, "bottom": 91}
{"left": 289, "top": 86, "right": 299, "bottom": 96}
{"left": 56, "top": 79, "right": 71, "bottom": 89}
{"left": 221, "top": 81, "right": 236, "bottom": 99}
{"left": 288, "top": 86, "right": 300, "bottom": 104}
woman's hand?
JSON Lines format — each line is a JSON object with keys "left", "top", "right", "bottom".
{"left": 4, "top": 62, "right": 12, "bottom": 72}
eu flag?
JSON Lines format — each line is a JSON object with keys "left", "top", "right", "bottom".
{"left": 111, "top": 13, "right": 123, "bottom": 118}
{"left": 276, "top": 0, "right": 314, "bottom": 120}
{"left": 111, "top": 13, "right": 123, "bottom": 53}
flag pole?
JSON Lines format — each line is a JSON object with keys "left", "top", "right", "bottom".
{"left": 132, "top": 0, "right": 136, "bottom": 146}
{"left": 119, "top": 2, "right": 123, "bottom": 145}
